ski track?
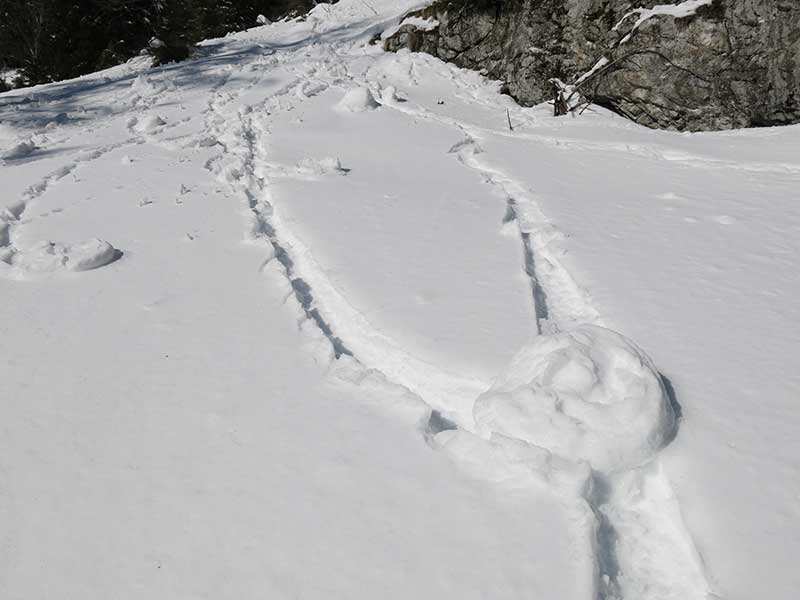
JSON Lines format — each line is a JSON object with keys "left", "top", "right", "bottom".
{"left": 1, "top": 9, "right": 717, "bottom": 599}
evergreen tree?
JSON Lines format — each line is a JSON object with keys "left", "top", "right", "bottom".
{"left": 0, "top": 0, "right": 334, "bottom": 87}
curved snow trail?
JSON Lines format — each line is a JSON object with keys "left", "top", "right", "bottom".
{"left": 201, "top": 74, "right": 491, "bottom": 424}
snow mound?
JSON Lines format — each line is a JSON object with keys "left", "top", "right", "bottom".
{"left": 130, "top": 74, "right": 166, "bottom": 96}
{"left": 296, "top": 156, "right": 348, "bottom": 176}
{"left": 132, "top": 114, "right": 167, "bottom": 133}
{"left": 336, "top": 87, "right": 379, "bottom": 112}
{"left": 13, "top": 239, "right": 120, "bottom": 273}
{"left": 474, "top": 325, "right": 675, "bottom": 472}
{"left": 1, "top": 139, "right": 37, "bottom": 161}
{"left": 379, "top": 85, "right": 402, "bottom": 104}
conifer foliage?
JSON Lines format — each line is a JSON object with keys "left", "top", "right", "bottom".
{"left": 0, "top": 1, "right": 326, "bottom": 86}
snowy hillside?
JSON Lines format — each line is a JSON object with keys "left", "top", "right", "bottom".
{"left": 1, "top": 1, "right": 799, "bottom": 599}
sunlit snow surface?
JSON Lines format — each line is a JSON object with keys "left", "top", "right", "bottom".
{"left": 1, "top": 1, "right": 799, "bottom": 599}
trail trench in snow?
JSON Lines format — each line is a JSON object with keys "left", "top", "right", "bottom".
{"left": 194, "top": 8, "right": 713, "bottom": 600}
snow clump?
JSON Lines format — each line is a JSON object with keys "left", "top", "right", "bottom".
{"left": 296, "top": 156, "right": 347, "bottom": 176}
{"left": 135, "top": 114, "right": 167, "bottom": 133}
{"left": 336, "top": 87, "right": 380, "bottom": 112}
{"left": 473, "top": 325, "right": 675, "bottom": 472}
{"left": 13, "top": 239, "right": 120, "bottom": 273}
{"left": 1, "top": 139, "right": 37, "bottom": 161}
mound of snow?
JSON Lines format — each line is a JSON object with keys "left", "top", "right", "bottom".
{"left": 336, "top": 87, "right": 379, "bottom": 112}
{"left": 1, "top": 139, "right": 37, "bottom": 161}
{"left": 14, "top": 239, "right": 119, "bottom": 273}
{"left": 296, "top": 156, "right": 347, "bottom": 176}
{"left": 130, "top": 74, "right": 166, "bottom": 95}
{"left": 473, "top": 325, "right": 675, "bottom": 472}
{"left": 136, "top": 114, "right": 167, "bottom": 133}
{"left": 379, "top": 85, "right": 403, "bottom": 104}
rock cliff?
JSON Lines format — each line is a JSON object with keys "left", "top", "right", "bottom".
{"left": 384, "top": 0, "right": 800, "bottom": 130}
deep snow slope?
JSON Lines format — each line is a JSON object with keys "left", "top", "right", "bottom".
{"left": 1, "top": 1, "right": 798, "bottom": 599}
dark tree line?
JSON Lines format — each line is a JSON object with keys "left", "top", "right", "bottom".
{"left": 0, "top": 1, "right": 323, "bottom": 89}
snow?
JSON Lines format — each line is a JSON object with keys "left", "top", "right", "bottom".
{"left": 1, "top": 139, "right": 37, "bottom": 161}
{"left": 575, "top": 56, "right": 610, "bottom": 86}
{"left": 4, "top": 238, "right": 119, "bottom": 275}
{"left": 335, "top": 86, "right": 380, "bottom": 112}
{"left": 401, "top": 15, "right": 439, "bottom": 31}
{"left": 381, "top": 15, "right": 440, "bottom": 40}
{"left": 1, "top": 0, "right": 798, "bottom": 599}
{"left": 131, "top": 113, "right": 167, "bottom": 133}
{"left": 614, "top": 0, "right": 715, "bottom": 44}
{"left": 473, "top": 325, "right": 675, "bottom": 473}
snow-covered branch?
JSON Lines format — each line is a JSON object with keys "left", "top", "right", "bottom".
{"left": 613, "top": 0, "right": 715, "bottom": 45}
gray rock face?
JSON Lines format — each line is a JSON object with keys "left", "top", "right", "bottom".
{"left": 384, "top": 0, "right": 800, "bottom": 131}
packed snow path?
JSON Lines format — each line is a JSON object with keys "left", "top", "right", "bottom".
{"left": 2, "top": 1, "right": 799, "bottom": 599}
